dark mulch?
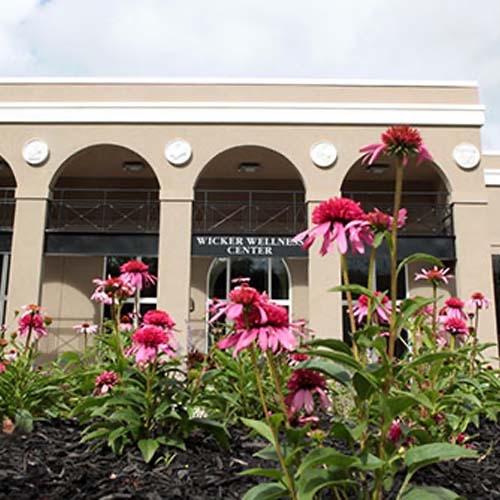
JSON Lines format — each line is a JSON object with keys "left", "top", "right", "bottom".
{"left": 1, "top": 417, "right": 500, "bottom": 499}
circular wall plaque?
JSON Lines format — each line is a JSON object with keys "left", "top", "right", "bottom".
{"left": 22, "top": 139, "right": 49, "bottom": 166}
{"left": 310, "top": 141, "right": 337, "bottom": 168}
{"left": 452, "top": 143, "right": 481, "bottom": 170}
{"left": 165, "top": 139, "right": 192, "bottom": 166}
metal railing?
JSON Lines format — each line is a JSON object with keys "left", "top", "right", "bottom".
{"left": 193, "top": 189, "right": 307, "bottom": 235}
{"left": 343, "top": 191, "right": 453, "bottom": 236}
{"left": 43, "top": 188, "right": 453, "bottom": 237}
{"left": 46, "top": 188, "right": 159, "bottom": 233}
{"left": 0, "top": 188, "right": 15, "bottom": 230}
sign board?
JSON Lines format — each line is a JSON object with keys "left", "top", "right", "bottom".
{"left": 192, "top": 234, "right": 307, "bottom": 257}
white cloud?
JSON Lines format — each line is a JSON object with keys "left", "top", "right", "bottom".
{"left": 0, "top": 0, "right": 498, "bottom": 147}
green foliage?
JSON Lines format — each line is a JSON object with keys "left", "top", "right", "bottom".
{"left": 0, "top": 343, "right": 68, "bottom": 428}
{"left": 73, "top": 360, "right": 229, "bottom": 463}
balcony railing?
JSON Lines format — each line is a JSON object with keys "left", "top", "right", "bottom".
{"left": 193, "top": 189, "right": 307, "bottom": 235}
{"left": 343, "top": 191, "right": 453, "bottom": 236}
{"left": 44, "top": 188, "right": 453, "bottom": 237}
{"left": 0, "top": 188, "right": 15, "bottom": 230}
{"left": 46, "top": 189, "right": 159, "bottom": 233}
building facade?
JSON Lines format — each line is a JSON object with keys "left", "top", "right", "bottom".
{"left": 0, "top": 78, "right": 498, "bottom": 356}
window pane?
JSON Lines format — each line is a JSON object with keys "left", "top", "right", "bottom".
{"left": 140, "top": 257, "right": 158, "bottom": 298}
{"left": 492, "top": 256, "right": 500, "bottom": 345}
{"left": 376, "top": 259, "right": 406, "bottom": 299}
{"left": 209, "top": 258, "right": 228, "bottom": 299}
{"left": 230, "top": 257, "right": 267, "bottom": 293}
{"left": 271, "top": 258, "right": 289, "bottom": 300}
{"left": 105, "top": 256, "right": 129, "bottom": 277}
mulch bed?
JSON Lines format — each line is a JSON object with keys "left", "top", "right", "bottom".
{"left": 1, "top": 418, "right": 500, "bottom": 499}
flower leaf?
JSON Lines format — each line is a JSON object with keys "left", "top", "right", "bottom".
{"left": 138, "top": 438, "right": 160, "bottom": 463}
{"left": 404, "top": 443, "right": 477, "bottom": 473}
{"left": 400, "top": 485, "right": 463, "bottom": 499}
{"left": 241, "top": 418, "right": 276, "bottom": 446}
{"left": 397, "top": 253, "right": 443, "bottom": 277}
{"left": 242, "top": 481, "right": 288, "bottom": 500}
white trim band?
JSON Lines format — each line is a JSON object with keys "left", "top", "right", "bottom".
{"left": 484, "top": 169, "right": 500, "bottom": 186}
{"left": 0, "top": 77, "right": 479, "bottom": 87}
{"left": 0, "top": 101, "right": 485, "bottom": 126}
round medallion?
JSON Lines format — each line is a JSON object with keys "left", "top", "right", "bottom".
{"left": 452, "top": 143, "right": 481, "bottom": 170}
{"left": 22, "top": 139, "right": 49, "bottom": 166}
{"left": 165, "top": 139, "right": 192, "bottom": 166}
{"left": 310, "top": 141, "right": 337, "bottom": 168}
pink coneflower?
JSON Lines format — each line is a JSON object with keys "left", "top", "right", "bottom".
{"left": 143, "top": 310, "right": 176, "bottom": 331}
{"left": 4, "top": 349, "right": 17, "bottom": 362}
{"left": 284, "top": 369, "right": 331, "bottom": 415}
{"left": 387, "top": 419, "right": 403, "bottom": 443}
{"left": 119, "top": 314, "right": 134, "bottom": 332}
{"left": 91, "top": 277, "right": 135, "bottom": 305}
{"left": 414, "top": 266, "right": 453, "bottom": 286}
{"left": 119, "top": 260, "right": 157, "bottom": 291}
{"left": 209, "top": 283, "right": 266, "bottom": 324}
{"left": 0, "top": 362, "right": 6, "bottom": 373}
{"left": 465, "top": 292, "right": 491, "bottom": 311}
{"left": 129, "top": 325, "right": 176, "bottom": 365}
{"left": 17, "top": 306, "right": 50, "bottom": 340}
{"left": 360, "top": 125, "right": 433, "bottom": 167}
{"left": 441, "top": 317, "right": 469, "bottom": 337}
{"left": 293, "top": 197, "right": 373, "bottom": 256}
{"left": 72, "top": 322, "right": 98, "bottom": 335}
{"left": 366, "top": 208, "right": 407, "bottom": 232}
{"left": 352, "top": 292, "right": 391, "bottom": 325}
{"left": 440, "top": 297, "right": 467, "bottom": 320}
{"left": 288, "top": 352, "right": 310, "bottom": 366}
{"left": 217, "top": 300, "right": 303, "bottom": 356}
{"left": 94, "top": 371, "right": 120, "bottom": 395}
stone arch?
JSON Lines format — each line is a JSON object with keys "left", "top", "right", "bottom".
{"left": 47, "top": 144, "right": 159, "bottom": 234}
{"left": 0, "top": 154, "right": 18, "bottom": 188}
{"left": 50, "top": 143, "right": 159, "bottom": 190}
{"left": 193, "top": 144, "right": 306, "bottom": 236}
{"left": 194, "top": 144, "right": 307, "bottom": 192}
{"left": 341, "top": 156, "right": 451, "bottom": 235}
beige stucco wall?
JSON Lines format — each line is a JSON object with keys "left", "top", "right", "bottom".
{"left": 39, "top": 255, "right": 102, "bottom": 355}
{"left": 0, "top": 80, "right": 497, "bottom": 354}
{"left": 0, "top": 81, "right": 479, "bottom": 105}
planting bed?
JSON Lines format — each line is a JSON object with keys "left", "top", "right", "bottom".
{"left": 1, "top": 418, "right": 500, "bottom": 499}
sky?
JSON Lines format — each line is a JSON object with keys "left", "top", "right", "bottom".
{"left": 0, "top": 0, "right": 499, "bottom": 150}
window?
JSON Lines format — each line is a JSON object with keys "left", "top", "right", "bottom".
{"left": 0, "top": 254, "right": 9, "bottom": 325}
{"left": 103, "top": 256, "right": 158, "bottom": 319}
{"left": 207, "top": 257, "right": 291, "bottom": 345}
{"left": 208, "top": 256, "right": 291, "bottom": 309}
{"left": 492, "top": 256, "right": 500, "bottom": 345}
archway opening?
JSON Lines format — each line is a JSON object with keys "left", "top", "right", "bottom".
{"left": 0, "top": 156, "right": 15, "bottom": 325}
{"left": 41, "top": 145, "right": 160, "bottom": 355}
{"left": 340, "top": 156, "right": 455, "bottom": 345}
{"left": 189, "top": 145, "right": 306, "bottom": 351}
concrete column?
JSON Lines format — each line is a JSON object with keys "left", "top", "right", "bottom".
{"left": 157, "top": 199, "right": 192, "bottom": 354}
{"left": 6, "top": 197, "right": 48, "bottom": 324}
{"left": 453, "top": 201, "right": 497, "bottom": 349}
{"left": 306, "top": 202, "right": 343, "bottom": 340}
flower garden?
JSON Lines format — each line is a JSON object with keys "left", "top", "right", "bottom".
{"left": 1, "top": 126, "right": 500, "bottom": 499}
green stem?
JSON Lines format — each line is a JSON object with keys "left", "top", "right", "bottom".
{"left": 388, "top": 158, "right": 404, "bottom": 359}
{"left": 134, "top": 288, "right": 140, "bottom": 327}
{"left": 144, "top": 359, "right": 157, "bottom": 434}
{"left": 249, "top": 345, "right": 297, "bottom": 500}
{"left": 470, "top": 306, "right": 479, "bottom": 376}
{"left": 366, "top": 245, "right": 377, "bottom": 326}
{"left": 341, "top": 254, "right": 360, "bottom": 361}
{"left": 431, "top": 284, "right": 438, "bottom": 337}
{"left": 265, "top": 349, "right": 290, "bottom": 428}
